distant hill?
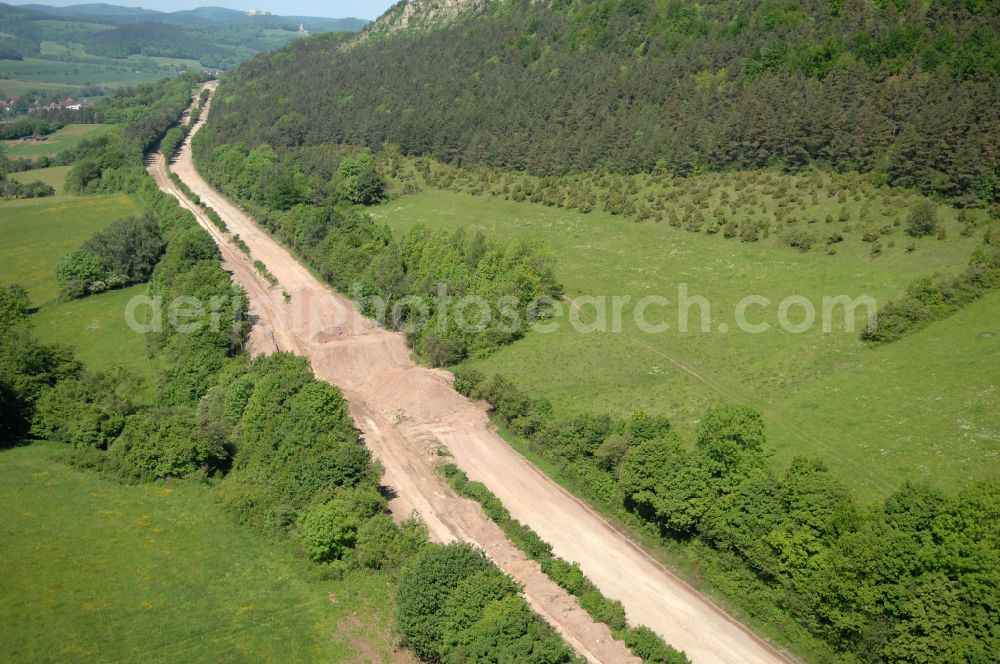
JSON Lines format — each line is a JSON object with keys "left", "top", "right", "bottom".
{"left": 162, "top": 6, "right": 247, "bottom": 24}
{"left": 18, "top": 2, "right": 161, "bottom": 23}
{"left": 208, "top": 0, "right": 999, "bottom": 205}
{"left": 0, "top": 2, "right": 368, "bottom": 69}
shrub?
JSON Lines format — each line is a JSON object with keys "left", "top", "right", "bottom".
{"left": 332, "top": 153, "right": 386, "bottom": 205}
{"left": 298, "top": 497, "right": 360, "bottom": 562}
{"left": 452, "top": 367, "right": 485, "bottom": 397}
{"left": 55, "top": 250, "right": 106, "bottom": 298}
{"left": 622, "top": 626, "right": 690, "bottom": 663}
{"left": 160, "top": 126, "right": 188, "bottom": 160}
{"left": 505, "top": 520, "right": 553, "bottom": 561}
{"left": 355, "top": 514, "right": 428, "bottom": 571}
{"left": 787, "top": 232, "right": 815, "bottom": 251}
{"left": 108, "top": 411, "right": 227, "bottom": 481}
{"left": 579, "top": 590, "right": 628, "bottom": 631}
{"left": 31, "top": 370, "right": 133, "bottom": 449}
{"left": 463, "top": 480, "right": 510, "bottom": 523}
{"left": 906, "top": 201, "right": 939, "bottom": 237}
{"left": 540, "top": 557, "right": 585, "bottom": 595}
{"left": 397, "top": 542, "right": 494, "bottom": 659}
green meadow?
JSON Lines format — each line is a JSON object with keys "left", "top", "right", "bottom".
{"left": 0, "top": 189, "right": 156, "bottom": 389}
{"left": 0, "top": 442, "right": 404, "bottom": 663}
{"left": 10, "top": 164, "right": 71, "bottom": 194}
{"left": 0, "top": 78, "right": 82, "bottom": 97}
{"left": 0, "top": 57, "right": 172, "bottom": 87}
{"left": 2, "top": 124, "right": 111, "bottom": 160}
{"left": 0, "top": 192, "right": 138, "bottom": 303}
{"left": 33, "top": 284, "right": 156, "bottom": 396}
{"left": 376, "top": 186, "right": 998, "bottom": 501}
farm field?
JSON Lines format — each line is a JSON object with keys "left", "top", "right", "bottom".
{"left": 0, "top": 441, "right": 404, "bottom": 663}
{"left": 141, "top": 55, "right": 202, "bottom": 70}
{"left": 2, "top": 124, "right": 111, "bottom": 160}
{"left": 0, "top": 192, "right": 139, "bottom": 304}
{"left": 376, "top": 186, "right": 998, "bottom": 501}
{"left": 0, "top": 78, "right": 82, "bottom": 97}
{"left": 0, "top": 57, "right": 172, "bottom": 87}
{"left": 9, "top": 164, "right": 71, "bottom": 194}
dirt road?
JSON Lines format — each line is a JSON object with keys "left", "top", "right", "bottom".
{"left": 150, "top": 84, "right": 792, "bottom": 664}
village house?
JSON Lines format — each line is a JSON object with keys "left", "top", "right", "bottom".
{"left": 1, "top": 96, "right": 22, "bottom": 112}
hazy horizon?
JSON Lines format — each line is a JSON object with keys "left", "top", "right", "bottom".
{"left": 9, "top": 0, "right": 396, "bottom": 20}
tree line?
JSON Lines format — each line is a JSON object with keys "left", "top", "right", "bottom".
{"left": 194, "top": 140, "right": 563, "bottom": 365}
{"left": 448, "top": 369, "right": 999, "bottom": 662}
{"left": 63, "top": 73, "right": 208, "bottom": 196}
{"left": 0, "top": 173, "right": 54, "bottom": 200}
{"left": 440, "top": 463, "right": 690, "bottom": 664}
{"left": 864, "top": 224, "right": 1000, "bottom": 343}
{"left": 0, "top": 116, "right": 63, "bottom": 141}
{"left": 204, "top": 0, "right": 999, "bottom": 206}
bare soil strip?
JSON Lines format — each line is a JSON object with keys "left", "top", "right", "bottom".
{"left": 149, "top": 83, "right": 791, "bottom": 664}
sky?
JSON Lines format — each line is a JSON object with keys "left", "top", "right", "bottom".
{"left": 12, "top": 1, "right": 397, "bottom": 20}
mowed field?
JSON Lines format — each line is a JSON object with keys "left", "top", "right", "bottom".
{"left": 2, "top": 124, "right": 111, "bottom": 160}
{"left": 376, "top": 186, "right": 999, "bottom": 501}
{"left": 0, "top": 442, "right": 404, "bottom": 663}
{"left": 0, "top": 189, "right": 156, "bottom": 386}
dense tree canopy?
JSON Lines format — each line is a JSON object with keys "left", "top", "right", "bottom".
{"left": 0, "top": 284, "right": 79, "bottom": 446}
{"left": 204, "top": 0, "right": 999, "bottom": 205}
{"left": 54, "top": 214, "right": 167, "bottom": 299}
{"left": 397, "top": 542, "right": 578, "bottom": 663}
{"left": 453, "top": 369, "right": 1000, "bottom": 661}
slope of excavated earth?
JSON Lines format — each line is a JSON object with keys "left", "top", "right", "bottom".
{"left": 149, "top": 83, "right": 792, "bottom": 664}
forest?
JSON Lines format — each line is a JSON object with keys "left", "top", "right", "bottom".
{"left": 204, "top": 0, "right": 998, "bottom": 205}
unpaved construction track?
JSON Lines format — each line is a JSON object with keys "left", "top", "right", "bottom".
{"left": 149, "top": 84, "right": 791, "bottom": 664}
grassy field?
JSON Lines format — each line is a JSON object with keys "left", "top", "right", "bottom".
{"left": 33, "top": 284, "right": 156, "bottom": 398}
{"left": 0, "top": 192, "right": 139, "bottom": 304}
{"left": 376, "top": 186, "right": 998, "bottom": 500}
{"left": 0, "top": 191, "right": 158, "bottom": 396}
{"left": 10, "top": 165, "right": 72, "bottom": 195}
{"left": 2, "top": 124, "right": 111, "bottom": 160}
{"left": 0, "top": 78, "right": 83, "bottom": 97}
{"left": 772, "top": 292, "right": 999, "bottom": 494}
{"left": 142, "top": 56, "right": 202, "bottom": 70}
{"left": 0, "top": 57, "right": 172, "bottom": 87}
{"left": 0, "top": 442, "right": 406, "bottom": 663}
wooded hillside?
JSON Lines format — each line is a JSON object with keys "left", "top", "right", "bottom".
{"left": 204, "top": 0, "right": 999, "bottom": 205}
